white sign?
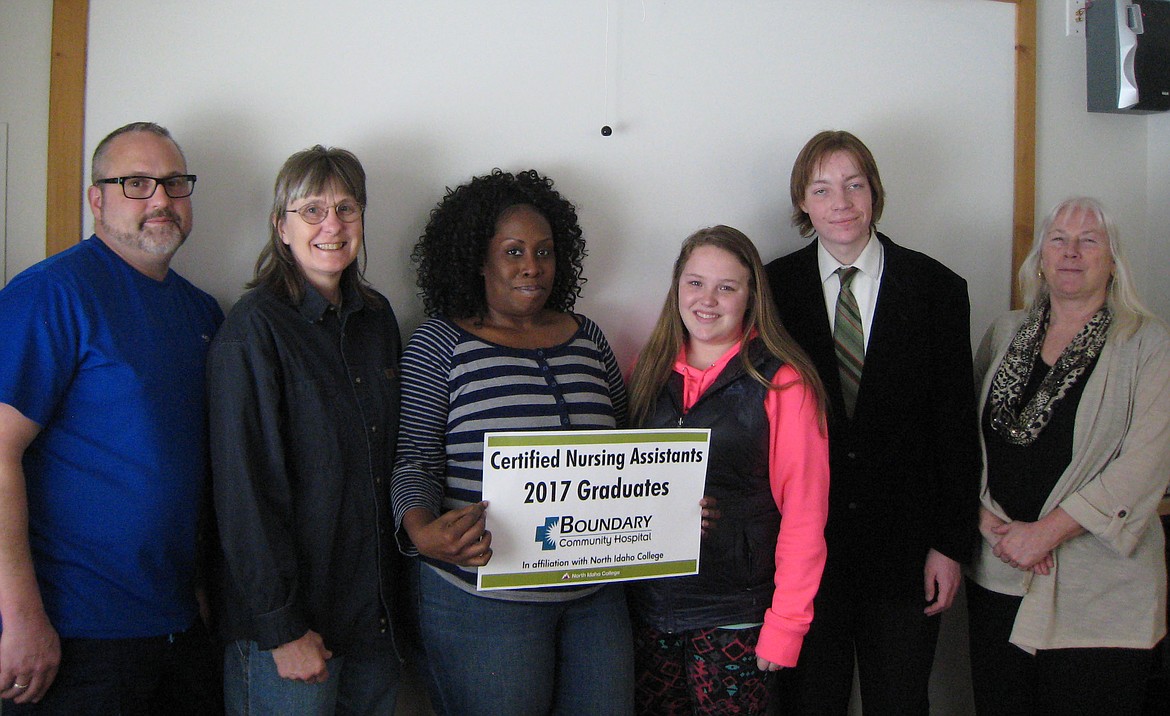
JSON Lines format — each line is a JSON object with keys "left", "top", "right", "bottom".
{"left": 477, "top": 428, "right": 710, "bottom": 590}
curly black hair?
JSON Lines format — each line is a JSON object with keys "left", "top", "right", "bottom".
{"left": 413, "top": 168, "right": 588, "bottom": 319}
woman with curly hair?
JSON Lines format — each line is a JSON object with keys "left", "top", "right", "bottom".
{"left": 391, "top": 169, "right": 633, "bottom": 715}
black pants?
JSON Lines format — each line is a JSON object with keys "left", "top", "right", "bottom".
{"left": 4, "top": 620, "right": 223, "bottom": 716}
{"left": 966, "top": 581, "right": 1153, "bottom": 716}
{"left": 772, "top": 553, "right": 941, "bottom": 715}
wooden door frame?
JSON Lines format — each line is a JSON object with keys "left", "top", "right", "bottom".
{"left": 995, "top": 0, "right": 1038, "bottom": 309}
{"left": 46, "top": 0, "right": 88, "bottom": 258}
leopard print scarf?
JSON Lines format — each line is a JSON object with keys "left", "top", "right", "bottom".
{"left": 987, "top": 300, "right": 1111, "bottom": 446}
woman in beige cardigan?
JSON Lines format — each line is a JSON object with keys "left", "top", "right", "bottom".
{"left": 967, "top": 197, "right": 1170, "bottom": 716}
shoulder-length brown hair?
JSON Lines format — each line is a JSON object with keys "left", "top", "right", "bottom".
{"left": 248, "top": 145, "right": 376, "bottom": 306}
{"left": 627, "top": 225, "right": 826, "bottom": 429}
{"left": 790, "top": 130, "right": 885, "bottom": 239}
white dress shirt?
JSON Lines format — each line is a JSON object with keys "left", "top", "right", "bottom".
{"left": 817, "top": 233, "right": 885, "bottom": 353}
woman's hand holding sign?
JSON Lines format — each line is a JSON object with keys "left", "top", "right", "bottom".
{"left": 699, "top": 495, "right": 721, "bottom": 538}
{"left": 403, "top": 502, "right": 493, "bottom": 568}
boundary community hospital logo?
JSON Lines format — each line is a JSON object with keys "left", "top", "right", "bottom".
{"left": 533, "top": 514, "right": 655, "bottom": 553}
{"left": 535, "top": 516, "right": 559, "bottom": 551}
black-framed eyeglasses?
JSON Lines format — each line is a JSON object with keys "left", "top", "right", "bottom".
{"left": 284, "top": 201, "right": 365, "bottom": 225}
{"left": 95, "top": 175, "right": 197, "bottom": 199}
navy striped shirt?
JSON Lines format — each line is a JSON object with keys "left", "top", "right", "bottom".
{"left": 392, "top": 314, "right": 627, "bottom": 599}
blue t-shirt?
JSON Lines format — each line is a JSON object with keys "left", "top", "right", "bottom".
{"left": 0, "top": 236, "right": 223, "bottom": 638}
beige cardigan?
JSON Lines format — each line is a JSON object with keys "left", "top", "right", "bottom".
{"left": 970, "top": 310, "right": 1170, "bottom": 652}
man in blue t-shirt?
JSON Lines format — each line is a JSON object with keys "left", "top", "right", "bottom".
{"left": 0, "top": 122, "right": 224, "bottom": 714}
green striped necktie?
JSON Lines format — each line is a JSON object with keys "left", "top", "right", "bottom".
{"left": 833, "top": 266, "right": 864, "bottom": 418}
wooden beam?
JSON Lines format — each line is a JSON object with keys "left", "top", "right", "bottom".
{"left": 1010, "top": 0, "right": 1038, "bottom": 309}
{"left": 46, "top": 0, "right": 88, "bottom": 257}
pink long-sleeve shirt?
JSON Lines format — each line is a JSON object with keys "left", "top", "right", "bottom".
{"left": 676, "top": 342, "right": 829, "bottom": 666}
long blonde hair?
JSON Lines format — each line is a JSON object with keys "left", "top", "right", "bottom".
{"left": 627, "top": 225, "right": 826, "bottom": 429}
{"left": 1019, "top": 197, "right": 1153, "bottom": 340}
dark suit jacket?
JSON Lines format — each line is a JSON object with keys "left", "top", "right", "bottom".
{"left": 766, "top": 233, "right": 980, "bottom": 598}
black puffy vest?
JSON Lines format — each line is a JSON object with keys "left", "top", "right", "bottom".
{"left": 628, "top": 340, "right": 784, "bottom": 632}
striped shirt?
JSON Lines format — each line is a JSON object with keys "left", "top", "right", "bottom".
{"left": 392, "top": 314, "right": 627, "bottom": 599}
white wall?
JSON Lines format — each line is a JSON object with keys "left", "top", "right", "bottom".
{"left": 1142, "top": 91, "right": 1170, "bottom": 322}
{"left": 1134, "top": 38, "right": 1170, "bottom": 324}
{"left": 5, "top": 3, "right": 1165, "bottom": 331}
{"left": 0, "top": 0, "right": 52, "bottom": 285}
{"left": 78, "top": 0, "right": 1016, "bottom": 369}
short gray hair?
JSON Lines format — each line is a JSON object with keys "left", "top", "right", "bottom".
{"left": 91, "top": 122, "right": 184, "bottom": 184}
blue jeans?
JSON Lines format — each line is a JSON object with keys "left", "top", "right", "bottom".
{"left": 223, "top": 635, "right": 399, "bottom": 716}
{"left": 414, "top": 563, "right": 634, "bottom": 716}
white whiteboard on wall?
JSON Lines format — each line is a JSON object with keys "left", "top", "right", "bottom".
{"left": 84, "top": 0, "right": 1016, "bottom": 364}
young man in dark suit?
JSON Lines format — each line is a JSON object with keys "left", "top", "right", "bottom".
{"left": 765, "top": 131, "right": 980, "bottom": 715}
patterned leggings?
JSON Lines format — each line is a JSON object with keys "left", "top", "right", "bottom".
{"left": 632, "top": 622, "right": 771, "bottom": 715}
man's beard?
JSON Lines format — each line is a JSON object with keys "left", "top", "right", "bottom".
{"left": 101, "top": 209, "right": 188, "bottom": 257}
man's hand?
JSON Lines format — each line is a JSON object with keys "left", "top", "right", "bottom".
{"left": 0, "top": 403, "right": 57, "bottom": 704}
{"left": 0, "top": 606, "right": 61, "bottom": 704}
{"left": 923, "top": 548, "right": 961, "bottom": 616}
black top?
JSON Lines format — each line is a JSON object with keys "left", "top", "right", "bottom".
{"left": 983, "top": 352, "right": 1098, "bottom": 522}
{"left": 208, "top": 282, "right": 401, "bottom": 654}
{"left": 628, "top": 340, "right": 783, "bottom": 632}
{"left": 766, "top": 234, "right": 981, "bottom": 597}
